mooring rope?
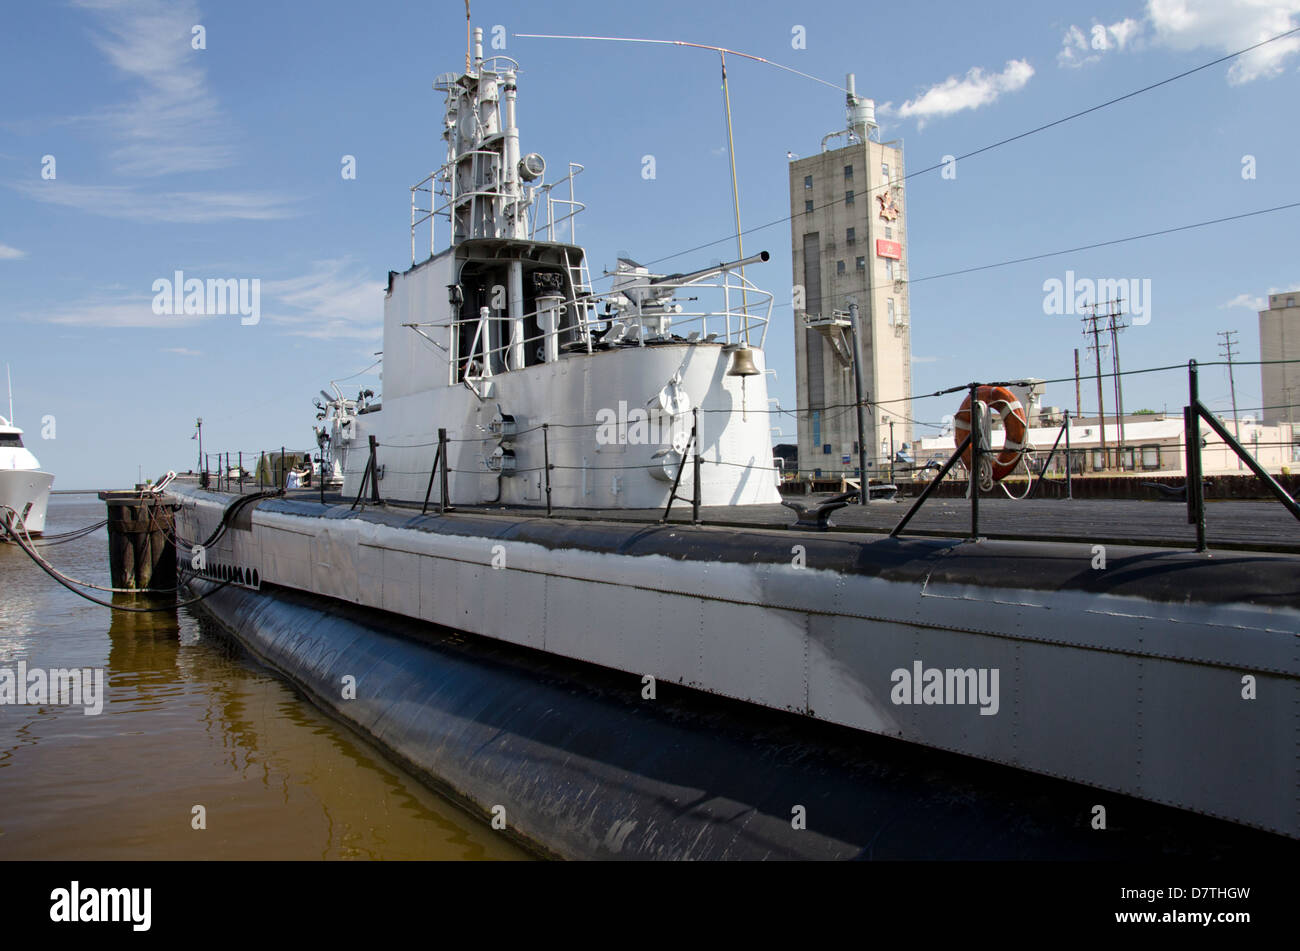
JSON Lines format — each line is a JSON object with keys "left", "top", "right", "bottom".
{"left": 0, "top": 505, "right": 233, "bottom": 613}
{"left": 27, "top": 518, "right": 110, "bottom": 544}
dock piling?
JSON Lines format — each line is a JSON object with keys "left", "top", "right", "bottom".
{"left": 98, "top": 491, "right": 178, "bottom": 591}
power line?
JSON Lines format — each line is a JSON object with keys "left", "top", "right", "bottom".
{"left": 625, "top": 24, "right": 1300, "bottom": 271}
{"left": 909, "top": 201, "right": 1300, "bottom": 284}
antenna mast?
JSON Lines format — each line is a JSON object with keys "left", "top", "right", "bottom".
{"left": 6, "top": 363, "right": 12, "bottom": 424}
{"left": 464, "top": 0, "right": 472, "bottom": 74}
{"left": 719, "top": 52, "right": 749, "bottom": 339}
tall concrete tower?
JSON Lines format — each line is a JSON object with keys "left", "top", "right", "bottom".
{"left": 1259, "top": 290, "right": 1300, "bottom": 428}
{"left": 788, "top": 75, "right": 912, "bottom": 478}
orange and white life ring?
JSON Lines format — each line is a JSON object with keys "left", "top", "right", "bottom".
{"left": 954, "top": 385, "right": 1028, "bottom": 482}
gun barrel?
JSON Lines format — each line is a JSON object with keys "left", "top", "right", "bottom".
{"left": 649, "top": 250, "right": 770, "bottom": 287}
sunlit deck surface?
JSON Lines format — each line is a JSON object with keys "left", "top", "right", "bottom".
{"left": 247, "top": 482, "right": 1300, "bottom": 553}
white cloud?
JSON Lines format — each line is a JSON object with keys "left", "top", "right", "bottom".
{"left": 41, "top": 296, "right": 202, "bottom": 328}
{"left": 1222, "top": 283, "right": 1300, "bottom": 310}
{"left": 1222, "top": 292, "right": 1266, "bottom": 310}
{"left": 72, "top": 0, "right": 235, "bottom": 176}
{"left": 893, "top": 60, "right": 1035, "bottom": 127}
{"left": 1061, "top": 3, "right": 1300, "bottom": 82}
{"left": 1058, "top": 19, "right": 1143, "bottom": 68}
{"left": 162, "top": 347, "right": 202, "bottom": 355}
{"left": 1148, "top": 0, "right": 1300, "bottom": 83}
{"left": 259, "top": 260, "right": 385, "bottom": 341}
{"left": 29, "top": 261, "right": 382, "bottom": 338}
{"left": 0, "top": 244, "right": 26, "bottom": 260}
{"left": 1110, "top": 17, "right": 1144, "bottom": 48}
{"left": 14, "top": 181, "right": 294, "bottom": 223}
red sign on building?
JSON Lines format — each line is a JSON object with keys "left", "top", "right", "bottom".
{"left": 876, "top": 239, "right": 901, "bottom": 259}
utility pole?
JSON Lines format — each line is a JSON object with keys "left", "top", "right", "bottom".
{"left": 1082, "top": 305, "right": 1107, "bottom": 468}
{"left": 1073, "top": 349, "right": 1082, "bottom": 420}
{"left": 848, "top": 300, "right": 869, "bottom": 504}
{"left": 1218, "top": 330, "right": 1241, "bottom": 470}
{"left": 1105, "top": 299, "right": 1128, "bottom": 469}
{"left": 1217, "top": 329, "right": 1240, "bottom": 425}
{"left": 196, "top": 417, "right": 203, "bottom": 472}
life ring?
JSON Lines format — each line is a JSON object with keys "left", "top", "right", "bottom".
{"left": 954, "top": 385, "right": 1028, "bottom": 482}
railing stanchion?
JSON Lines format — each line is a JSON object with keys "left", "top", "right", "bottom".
{"left": 892, "top": 434, "right": 973, "bottom": 538}
{"left": 1190, "top": 361, "right": 1300, "bottom": 524}
{"left": 350, "top": 442, "right": 374, "bottom": 511}
{"left": 438, "top": 428, "right": 452, "bottom": 514}
{"left": 543, "top": 424, "right": 553, "bottom": 517}
{"left": 1065, "top": 411, "right": 1072, "bottom": 501}
{"left": 1028, "top": 411, "right": 1070, "bottom": 500}
{"left": 692, "top": 408, "right": 702, "bottom": 525}
{"left": 1185, "top": 361, "right": 1207, "bottom": 551}
{"left": 421, "top": 440, "right": 442, "bottom": 515}
{"left": 969, "top": 383, "right": 981, "bottom": 540}
{"left": 368, "top": 435, "right": 380, "bottom": 504}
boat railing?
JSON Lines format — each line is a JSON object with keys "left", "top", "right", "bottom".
{"left": 411, "top": 156, "right": 589, "bottom": 264}
{"left": 453, "top": 270, "right": 773, "bottom": 389}
{"left": 616, "top": 268, "right": 772, "bottom": 349}
{"left": 528, "top": 163, "right": 586, "bottom": 245}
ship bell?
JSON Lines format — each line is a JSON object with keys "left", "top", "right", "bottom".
{"left": 726, "top": 345, "right": 760, "bottom": 377}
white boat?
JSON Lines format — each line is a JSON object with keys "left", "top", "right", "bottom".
{"left": 0, "top": 415, "right": 54, "bottom": 536}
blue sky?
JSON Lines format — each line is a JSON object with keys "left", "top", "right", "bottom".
{"left": 1, "top": 0, "right": 1297, "bottom": 488}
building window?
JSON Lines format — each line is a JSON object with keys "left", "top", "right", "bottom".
{"left": 856, "top": 256, "right": 865, "bottom": 270}
{"left": 846, "top": 227, "right": 856, "bottom": 244}
{"left": 884, "top": 226, "right": 892, "bottom": 240}
{"left": 805, "top": 200, "right": 814, "bottom": 213}
{"left": 812, "top": 410, "right": 821, "bottom": 447}
{"left": 887, "top": 298, "right": 895, "bottom": 324}
{"left": 844, "top": 165, "right": 853, "bottom": 181}
{"left": 823, "top": 444, "right": 832, "bottom": 454}
{"left": 845, "top": 190, "right": 854, "bottom": 205}
{"left": 1289, "top": 296, "right": 1296, "bottom": 307}
{"left": 881, "top": 162, "right": 890, "bottom": 181}
{"left": 1140, "top": 444, "right": 1160, "bottom": 470}
{"left": 884, "top": 259, "right": 894, "bottom": 280}
{"left": 836, "top": 260, "right": 846, "bottom": 274}
{"left": 804, "top": 175, "right": 813, "bottom": 190}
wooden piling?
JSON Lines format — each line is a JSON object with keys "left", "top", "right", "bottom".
{"left": 98, "top": 491, "right": 179, "bottom": 591}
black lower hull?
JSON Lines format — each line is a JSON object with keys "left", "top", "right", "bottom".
{"left": 188, "top": 579, "right": 1293, "bottom": 860}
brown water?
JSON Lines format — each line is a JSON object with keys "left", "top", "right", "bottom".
{"left": 0, "top": 493, "right": 529, "bottom": 860}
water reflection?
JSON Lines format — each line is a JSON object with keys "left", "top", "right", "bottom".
{"left": 0, "top": 494, "right": 528, "bottom": 860}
